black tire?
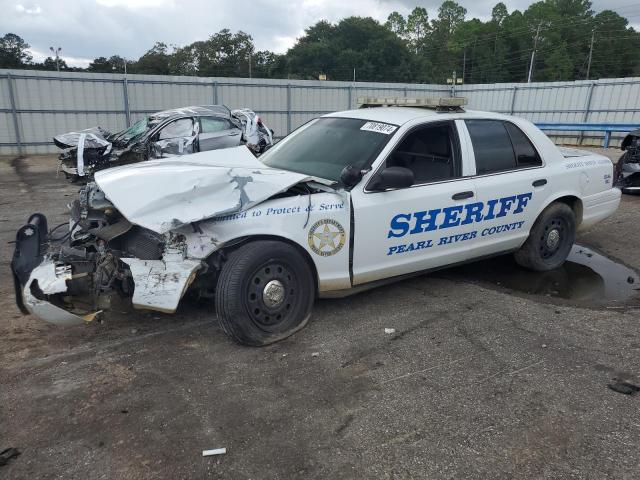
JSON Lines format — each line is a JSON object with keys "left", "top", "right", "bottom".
{"left": 514, "top": 202, "right": 576, "bottom": 272}
{"left": 215, "top": 240, "right": 315, "bottom": 346}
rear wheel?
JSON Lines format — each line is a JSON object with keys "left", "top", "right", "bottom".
{"left": 514, "top": 202, "right": 576, "bottom": 272}
{"left": 215, "top": 240, "right": 315, "bottom": 346}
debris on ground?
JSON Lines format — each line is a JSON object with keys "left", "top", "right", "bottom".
{"left": 311, "top": 352, "right": 320, "bottom": 357}
{"left": 202, "top": 448, "right": 226, "bottom": 457}
{"left": 0, "top": 448, "right": 21, "bottom": 466}
{"left": 607, "top": 379, "right": 640, "bottom": 396}
{"left": 384, "top": 328, "right": 396, "bottom": 334}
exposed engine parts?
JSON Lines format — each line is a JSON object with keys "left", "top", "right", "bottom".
{"left": 615, "top": 129, "right": 640, "bottom": 194}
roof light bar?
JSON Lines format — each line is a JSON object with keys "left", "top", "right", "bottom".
{"left": 357, "top": 96, "right": 468, "bottom": 110}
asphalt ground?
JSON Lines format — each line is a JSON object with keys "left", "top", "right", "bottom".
{"left": 1, "top": 150, "right": 639, "bottom": 479}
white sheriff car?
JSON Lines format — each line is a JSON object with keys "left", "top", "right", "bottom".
{"left": 12, "top": 97, "right": 621, "bottom": 346}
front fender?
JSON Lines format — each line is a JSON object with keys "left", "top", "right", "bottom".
{"left": 177, "top": 192, "right": 353, "bottom": 293}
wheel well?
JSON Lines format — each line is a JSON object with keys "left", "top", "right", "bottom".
{"left": 216, "top": 235, "right": 320, "bottom": 294}
{"left": 553, "top": 195, "right": 583, "bottom": 226}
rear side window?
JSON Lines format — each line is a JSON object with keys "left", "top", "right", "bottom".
{"left": 466, "top": 120, "right": 515, "bottom": 174}
{"left": 201, "top": 117, "right": 231, "bottom": 133}
{"left": 504, "top": 122, "right": 542, "bottom": 167}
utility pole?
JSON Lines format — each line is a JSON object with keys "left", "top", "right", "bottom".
{"left": 353, "top": 68, "right": 356, "bottom": 82}
{"left": 248, "top": 53, "right": 252, "bottom": 78}
{"left": 447, "top": 70, "right": 461, "bottom": 97}
{"left": 586, "top": 29, "right": 595, "bottom": 80}
{"left": 527, "top": 22, "right": 542, "bottom": 83}
{"left": 49, "top": 46, "right": 61, "bottom": 72}
{"left": 462, "top": 48, "right": 466, "bottom": 84}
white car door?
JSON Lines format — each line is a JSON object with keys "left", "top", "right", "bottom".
{"left": 460, "top": 118, "right": 550, "bottom": 257}
{"left": 351, "top": 120, "right": 479, "bottom": 285}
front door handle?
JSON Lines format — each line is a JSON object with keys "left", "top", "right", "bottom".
{"left": 452, "top": 191, "right": 474, "bottom": 200}
{"left": 532, "top": 179, "right": 547, "bottom": 187}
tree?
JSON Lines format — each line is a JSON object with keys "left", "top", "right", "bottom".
{"left": 134, "top": 42, "right": 170, "bottom": 74}
{"left": 169, "top": 29, "right": 254, "bottom": 77}
{"left": 385, "top": 12, "right": 406, "bottom": 39}
{"left": 0, "top": 33, "right": 32, "bottom": 68}
{"left": 406, "top": 7, "right": 430, "bottom": 52}
{"left": 42, "top": 56, "right": 68, "bottom": 71}
{"left": 285, "top": 17, "right": 416, "bottom": 82}
{"left": 491, "top": 3, "right": 508, "bottom": 26}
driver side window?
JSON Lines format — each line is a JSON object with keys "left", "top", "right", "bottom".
{"left": 386, "top": 122, "right": 459, "bottom": 184}
{"left": 158, "top": 118, "right": 194, "bottom": 140}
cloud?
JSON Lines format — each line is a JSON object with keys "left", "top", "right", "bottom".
{"left": 15, "top": 3, "right": 41, "bottom": 15}
{"left": 28, "top": 47, "right": 92, "bottom": 68}
{"left": 1, "top": 0, "right": 638, "bottom": 66}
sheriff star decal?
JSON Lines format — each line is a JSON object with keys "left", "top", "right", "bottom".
{"left": 308, "top": 219, "right": 346, "bottom": 257}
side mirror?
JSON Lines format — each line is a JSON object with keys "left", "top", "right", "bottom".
{"left": 370, "top": 166, "right": 414, "bottom": 191}
{"left": 340, "top": 165, "right": 363, "bottom": 188}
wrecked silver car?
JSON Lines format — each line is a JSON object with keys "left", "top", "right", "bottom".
{"left": 55, "top": 105, "right": 274, "bottom": 180}
{"left": 615, "top": 129, "right": 640, "bottom": 194}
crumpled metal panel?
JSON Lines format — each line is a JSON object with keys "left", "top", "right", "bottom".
{"left": 231, "top": 108, "right": 273, "bottom": 148}
{"left": 94, "top": 146, "right": 312, "bottom": 234}
{"left": 53, "top": 127, "right": 112, "bottom": 149}
{"left": 22, "top": 260, "right": 87, "bottom": 326}
{"left": 121, "top": 257, "right": 201, "bottom": 312}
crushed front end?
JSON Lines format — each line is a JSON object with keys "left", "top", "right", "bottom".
{"left": 11, "top": 183, "right": 199, "bottom": 325}
{"left": 616, "top": 129, "right": 640, "bottom": 194}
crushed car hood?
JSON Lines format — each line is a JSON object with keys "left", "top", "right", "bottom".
{"left": 53, "top": 127, "right": 112, "bottom": 150}
{"left": 94, "top": 146, "right": 313, "bottom": 234}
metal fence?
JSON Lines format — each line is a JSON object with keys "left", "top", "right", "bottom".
{"left": 1, "top": 69, "right": 640, "bottom": 156}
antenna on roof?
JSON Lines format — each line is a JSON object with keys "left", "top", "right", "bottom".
{"left": 357, "top": 96, "right": 468, "bottom": 112}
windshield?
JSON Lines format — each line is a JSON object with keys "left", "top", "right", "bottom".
{"left": 261, "top": 117, "right": 395, "bottom": 182}
{"left": 113, "top": 117, "right": 150, "bottom": 142}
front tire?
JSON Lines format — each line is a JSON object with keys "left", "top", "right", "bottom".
{"left": 514, "top": 202, "right": 576, "bottom": 272}
{"left": 215, "top": 240, "right": 315, "bottom": 346}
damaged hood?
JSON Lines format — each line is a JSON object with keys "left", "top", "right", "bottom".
{"left": 53, "top": 127, "right": 112, "bottom": 150}
{"left": 94, "top": 146, "right": 313, "bottom": 234}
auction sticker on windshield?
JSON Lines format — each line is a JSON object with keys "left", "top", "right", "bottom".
{"left": 360, "top": 122, "right": 397, "bottom": 135}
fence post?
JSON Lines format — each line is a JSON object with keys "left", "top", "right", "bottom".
{"left": 122, "top": 77, "right": 131, "bottom": 128}
{"left": 6, "top": 73, "right": 23, "bottom": 157}
{"left": 213, "top": 80, "right": 219, "bottom": 104}
{"left": 286, "top": 84, "right": 292, "bottom": 134}
{"left": 579, "top": 82, "right": 596, "bottom": 146}
{"left": 510, "top": 86, "right": 518, "bottom": 115}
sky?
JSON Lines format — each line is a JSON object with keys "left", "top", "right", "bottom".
{"left": 2, "top": 0, "right": 639, "bottom": 68}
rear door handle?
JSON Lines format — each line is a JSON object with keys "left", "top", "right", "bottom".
{"left": 532, "top": 179, "right": 547, "bottom": 187}
{"left": 452, "top": 191, "right": 474, "bottom": 200}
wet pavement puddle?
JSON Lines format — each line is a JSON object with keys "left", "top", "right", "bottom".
{"left": 442, "top": 244, "right": 640, "bottom": 306}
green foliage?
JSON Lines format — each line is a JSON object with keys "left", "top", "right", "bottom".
{"left": 286, "top": 17, "right": 416, "bottom": 82}
{"left": 0, "top": 33, "right": 32, "bottom": 68}
{"left": 88, "top": 55, "right": 129, "bottom": 73}
{"left": 134, "top": 42, "right": 170, "bottom": 75}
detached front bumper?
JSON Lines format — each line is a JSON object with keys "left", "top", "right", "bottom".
{"left": 11, "top": 214, "right": 97, "bottom": 326}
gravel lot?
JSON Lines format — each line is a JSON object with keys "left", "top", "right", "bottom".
{"left": 1, "top": 150, "right": 639, "bottom": 479}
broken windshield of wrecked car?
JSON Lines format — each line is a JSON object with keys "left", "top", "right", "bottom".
{"left": 260, "top": 117, "right": 395, "bottom": 182}
{"left": 111, "top": 117, "right": 149, "bottom": 142}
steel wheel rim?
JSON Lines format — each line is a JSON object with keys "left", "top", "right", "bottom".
{"left": 539, "top": 216, "right": 567, "bottom": 259}
{"left": 245, "top": 260, "right": 297, "bottom": 332}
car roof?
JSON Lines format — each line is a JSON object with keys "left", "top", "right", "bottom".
{"left": 324, "top": 106, "right": 514, "bottom": 126}
{"left": 150, "top": 105, "right": 232, "bottom": 120}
